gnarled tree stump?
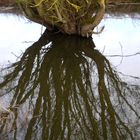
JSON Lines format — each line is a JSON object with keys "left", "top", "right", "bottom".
{"left": 17, "top": 0, "right": 105, "bottom": 37}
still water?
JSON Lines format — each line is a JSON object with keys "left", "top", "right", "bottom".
{"left": 0, "top": 14, "right": 140, "bottom": 140}
{"left": 0, "top": 14, "right": 140, "bottom": 77}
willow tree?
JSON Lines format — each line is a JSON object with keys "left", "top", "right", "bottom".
{"left": 16, "top": 0, "right": 105, "bottom": 37}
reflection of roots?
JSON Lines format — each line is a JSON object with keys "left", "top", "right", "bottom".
{"left": 0, "top": 31, "right": 139, "bottom": 140}
{"left": 82, "top": 45, "right": 138, "bottom": 139}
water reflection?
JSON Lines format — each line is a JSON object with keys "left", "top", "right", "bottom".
{"left": 0, "top": 30, "right": 140, "bottom": 140}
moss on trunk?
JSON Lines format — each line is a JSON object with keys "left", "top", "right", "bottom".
{"left": 17, "top": 0, "right": 105, "bottom": 37}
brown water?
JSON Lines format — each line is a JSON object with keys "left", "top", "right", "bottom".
{"left": 0, "top": 14, "right": 140, "bottom": 140}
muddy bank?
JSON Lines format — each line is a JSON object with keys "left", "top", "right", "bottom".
{"left": 106, "top": 2, "right": 140, "bottom": 15}
{"left": 0, "top": 0, "right": 15, "bottom": 6}
{"left": 0, "top": 0, "right": 19, "bottom": 13}
{"left": 0, "top": 1, "right": 140, "bottom": 15}
{"left": 0, "top": 4, "right": 19, "bottom": 13}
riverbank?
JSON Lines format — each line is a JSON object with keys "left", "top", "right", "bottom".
{"left": 0, "top": 0, "right": 15, "bottom": 6}
{"left": 107, "top": 2, "right": 140, "bottom": 15}
{"left": 0, "top": 0, "right": 19, "bottom": 13}
{"left": 0, "top": 1, "right": 140, "bottom": 15}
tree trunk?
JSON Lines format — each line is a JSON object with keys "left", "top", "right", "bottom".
{"left": 17, "top": 0, "right": 105, "bottom": 37}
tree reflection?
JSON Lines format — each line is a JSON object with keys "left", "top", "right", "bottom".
{"left": 0, "top": 30, "right": 139, "bottom": 140}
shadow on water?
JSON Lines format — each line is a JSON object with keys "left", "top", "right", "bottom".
{"left": 0, "top": 30, "right": 140, "bottom": 140}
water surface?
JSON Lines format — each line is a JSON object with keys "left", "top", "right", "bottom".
{"left": 0, "top": 13, "right": 140, "bottom": 140}
{"left": 0, "top": 14, "right": 44, "bottom": 63}
{"left": 0, "top": 14, "right": 140, "bottom": 77}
